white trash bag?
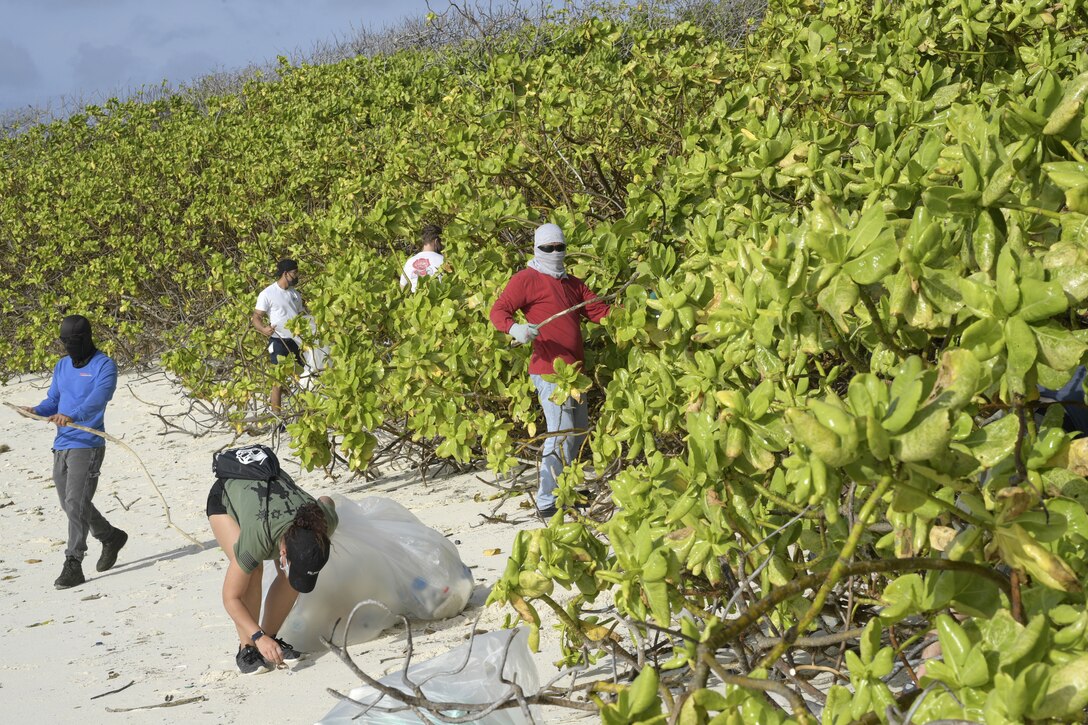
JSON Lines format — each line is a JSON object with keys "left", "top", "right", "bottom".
{"left": 318, "top": 628, "right": 543, "bottom": 725}
{"left": 300, "top": 345, "right": 328, "bottom": 389}
{"left": 299, "top": 315, "right": 329, "bottom": 389}
{"left": 272, "top": 495, "right": 474, "bottom": 653}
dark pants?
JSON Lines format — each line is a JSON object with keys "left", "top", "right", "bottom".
{"left": 270, "top": 337, "right": 304, "bottom": 366}
{"left": 53, "top": 447, "right": 113, "bottom": 562}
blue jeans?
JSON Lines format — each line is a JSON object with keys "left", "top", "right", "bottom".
{"left": 531, "top": 374, "right": 588, "bottom": 510}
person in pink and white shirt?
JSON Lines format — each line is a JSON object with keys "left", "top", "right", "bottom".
{"left": 400, "top": 224, "right": 444, "bottom": 292}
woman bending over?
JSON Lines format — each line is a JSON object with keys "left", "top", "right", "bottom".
{"left": 207, "top": 471, "right": 337, "bottom": 674}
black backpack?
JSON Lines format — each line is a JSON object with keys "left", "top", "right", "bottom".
{"left": 212, "top": 445, "right": 281, "bottom": 482}
{"left": 212, "top": 445, "right": 292, "bottom": 541}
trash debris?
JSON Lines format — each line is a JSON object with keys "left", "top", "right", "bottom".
{"left": 274, "top": 495, "right": 474, "bottom": 653}
{"left": 318, "top": 628, "right": 541, "bottom": 724}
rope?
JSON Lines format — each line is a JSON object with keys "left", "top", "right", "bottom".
{"left": 4, "top": 401, "right": 204, "bottom": 549}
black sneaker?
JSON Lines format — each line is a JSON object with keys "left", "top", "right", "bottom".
{"left": 55, "top": 556, "right": 85, "bottom": 590}
{"left": 272, "top": 636, "right": 303, "bottom": 667}
{"left": 96, "top": 528, "right": 128, "bottom": 572}
{"left": 536, "top": 504, "right": 559, "bottom": 520}
{"left": 236, "top": 645, "right": 272, "bottom": 675}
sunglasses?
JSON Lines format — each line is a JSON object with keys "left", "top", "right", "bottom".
{"left": 537, "top": 244, "right": 566, "bottom": 253}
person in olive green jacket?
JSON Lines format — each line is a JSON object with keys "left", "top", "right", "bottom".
{"left": 206, "top": 473, "right": 338, "bottom": 675}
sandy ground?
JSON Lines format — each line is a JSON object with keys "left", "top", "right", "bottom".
{"left": 0, "top": 370, "right": 592, "bottom": 724}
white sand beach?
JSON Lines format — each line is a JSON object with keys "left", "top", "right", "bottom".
{"left": 0, "top": 370, "right": 586, "bottom": 724}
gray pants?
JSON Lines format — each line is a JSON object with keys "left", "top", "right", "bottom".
{"left": 53, "top": 447, "right": 112, "bottom": 561}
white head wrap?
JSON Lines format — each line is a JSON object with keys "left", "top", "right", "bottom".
{"left": 528, "top": 223, "right": 566, "bottom": 279}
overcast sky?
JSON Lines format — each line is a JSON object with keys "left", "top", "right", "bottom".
{"left": 0, "top": 0, "right": 440, "bottom": 115}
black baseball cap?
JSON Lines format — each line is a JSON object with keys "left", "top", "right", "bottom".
{"left": 276, "top": 259, "right": 299, "bottom": 277}
{"left": 284, "top": 528, "right": 330, "bottom": 593}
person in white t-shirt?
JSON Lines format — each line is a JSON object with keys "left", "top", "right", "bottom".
{"left": 251, "top": 259, "right": 305, "bottom": 414}
{"left": 399, "top": 224, "right": 445, "bottom": 293}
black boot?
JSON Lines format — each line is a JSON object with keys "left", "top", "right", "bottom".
{"left": 96, "top": 528, "right": 129, "bottom": 572}
{"left": 55, "top": 556, "right": 85, "bottom": 589}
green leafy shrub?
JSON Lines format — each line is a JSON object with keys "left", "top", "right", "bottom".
{"left": 3, "top": 0, "right": 1088, "bottom": 720}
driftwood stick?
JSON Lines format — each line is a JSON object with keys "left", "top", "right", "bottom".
{"left": 105, "top": 695, "right": 206, "bottom": 712}
{"left": 89, "top": 680, "right": 136, "bottom": 700}
{"left": 324, "top": 603, "right": 596, "bottom": 719}
{"left": 510, "top": 273, "right": 637, "bottom": 346}
{"left": 5, "top": 402, "right": 204, "bottom": 549}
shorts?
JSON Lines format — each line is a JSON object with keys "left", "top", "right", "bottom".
{"left": 206, "top": 478, "right": 228, "bottom": 517}
{"left": 270, "top": 337, "right": 304, "bottom": 366}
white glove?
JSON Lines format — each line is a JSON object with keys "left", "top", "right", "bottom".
{"left": 509, "top": 323, "right": 539, "bottom": 345}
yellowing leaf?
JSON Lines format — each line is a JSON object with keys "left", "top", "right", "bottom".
{"left": 584, "top": 624, "right": 615, "bottom": 642}
{"left": 1053, "top": 438, "right": 1088, "bottom": 476}
{"left": 510, "top": 594, "right": 539, "bottom": 625}
{"left": 928, "top": 348, "right": 981, "bottom": 409}
{"left": 929, "top": 525, "right": 957, "bottom": 551}
{"left": 776, "top": 142, "right": 810, "bottom": 168}
{"left": 993, "top": 524, "right": 1082, "bottom": 593}
{"left": 996, "top": 486, "right": 1036, "bottom": 522}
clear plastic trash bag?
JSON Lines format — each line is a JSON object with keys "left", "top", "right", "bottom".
{"left": 300, "top": 345, "right": 328, "bottom": 389}
{"left": 299, "top": 315, "right": 328, "bottom": 389}
{"left": 318, "top": 628, "right": 542, "bottom": 724}
{"left": 269, "top": 495, "right": 474, "bottom": 653}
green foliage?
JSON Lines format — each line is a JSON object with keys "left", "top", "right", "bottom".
{"left": 4, "top": 0, "right": 1088, "bottom": 720}
{"left": 599, "top": 666, "right": 666, "bottom": 724}
{"left": 825, "top": 609, "right": 1088, "bottom": 722}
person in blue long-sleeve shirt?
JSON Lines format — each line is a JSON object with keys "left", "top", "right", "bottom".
{"left": 19, "top": 315, "right": 129, "bottom": 589}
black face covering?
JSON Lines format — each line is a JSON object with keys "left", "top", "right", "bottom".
{"left": 59, "top": 315, "right": 97, "bottom": 368}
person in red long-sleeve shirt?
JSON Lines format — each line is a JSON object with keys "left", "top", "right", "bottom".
{"left": 490, "top": 223, "right": 610, "bottom": 519}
